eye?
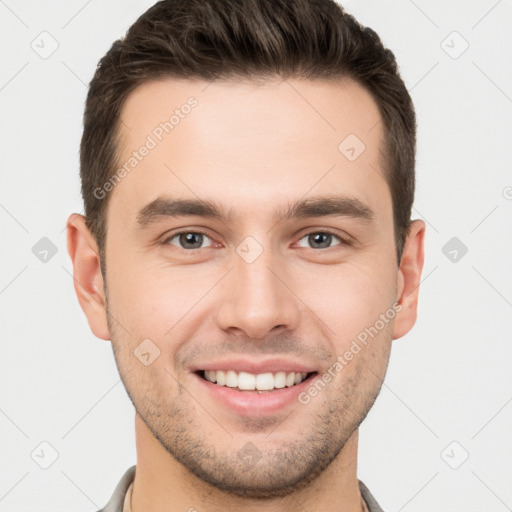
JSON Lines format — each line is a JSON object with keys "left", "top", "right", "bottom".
{"left": 162, "top": 230, "right": 347, "bottom": 251}
{"left": 296, "top": 231, "right": 344, "bottom": 249}
{"left": 165, "top": 231, "right": 214, "bottom": 250}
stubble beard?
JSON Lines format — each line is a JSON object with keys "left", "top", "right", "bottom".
{"left": 105, "top": 298, "right": 390, "bottom": 499}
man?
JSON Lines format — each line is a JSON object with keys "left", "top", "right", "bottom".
{"left": 67, "top": 0, "right": 425, "bottom": 510}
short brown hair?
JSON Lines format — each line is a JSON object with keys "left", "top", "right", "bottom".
{"left": 80, "top": 0, "right": 416, "bottom": 266}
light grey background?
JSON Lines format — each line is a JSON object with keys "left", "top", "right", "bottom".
{"left": 1, "top": 1, "right": 511, "bottom": 511}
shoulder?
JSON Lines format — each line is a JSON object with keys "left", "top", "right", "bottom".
{"left": 358, "top": 479, "right": 386, "bottom": 512}
{"left": 95, "top": 465, "right": 136, "bottom": 512}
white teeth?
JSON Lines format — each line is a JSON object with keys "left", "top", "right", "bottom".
{"left": 203, "top": 370, "right": 310, "bottom": 390}
{"left": 238, "top": 372, "right": 256, "bottom": 390}
{"left": 216, "top": 370, "right": 226, "bottom": 386}
{"left": 225, "top": 370, "right": 238, "bottom": 388}
{"left": 274, "top": 371, "right": 286, "bottom": 389}
{"left": 256, "top": 373, "right": 274, "bottom": 391}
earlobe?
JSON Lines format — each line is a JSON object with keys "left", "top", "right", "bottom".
{"left": 66, "top": 214, "right": 111, "bottom": 341}
{"left": 392, "top": 219, "right": 426, "bottom": 340}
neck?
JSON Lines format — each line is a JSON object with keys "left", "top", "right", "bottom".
{"left": 131, "top": 413, "right": 364, "bottom": 512}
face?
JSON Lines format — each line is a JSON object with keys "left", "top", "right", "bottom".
{"left": 69, "top": 77, "right": 425, "bottom": 498}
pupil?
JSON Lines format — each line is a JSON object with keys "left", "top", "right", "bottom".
{"left": 181, "top": 233, "right": 202, "bottom": 249}
{"left": 310, "top": 233, "right": 331, "bottom": 249}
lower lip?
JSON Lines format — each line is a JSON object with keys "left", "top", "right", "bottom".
{"left": 193, "top": 373, "right": 317, "bottom": 416}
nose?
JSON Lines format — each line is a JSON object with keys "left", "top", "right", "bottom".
{"left": 215, "top": 244, "right": 301, "bottom": 340}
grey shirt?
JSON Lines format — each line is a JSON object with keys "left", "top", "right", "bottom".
{"left": 97, "top": 465, "right": 385, "bottom": 512}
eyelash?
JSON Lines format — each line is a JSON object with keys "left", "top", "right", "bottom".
{"left": 162, "top": 229, "right": 351, "bottom": 251}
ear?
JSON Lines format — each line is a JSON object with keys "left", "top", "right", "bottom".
{"left": 66, "top": 214, "right": 110, "bottom": 341}
{"left": 392, "top": 219, "right": 426, "bottom": 340}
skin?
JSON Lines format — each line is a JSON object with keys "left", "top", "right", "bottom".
{"left": 67, "top": 77, "right": 425, "bottom": 512}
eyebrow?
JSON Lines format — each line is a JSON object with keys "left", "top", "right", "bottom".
{"left": 136, "top": 194, "right": 375, "bottom": 228}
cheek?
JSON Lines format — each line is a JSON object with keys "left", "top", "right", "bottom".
{"left": 302, "top": 261, "right": 395, "bottom": 340}
{"left": 108, "top": 264, "right": 217, "bottom": 352}
{"left": 107, "top": 235, "right": 397, "bottom": 345}
{"left": 107, "top": 252, "right": 169, "bottom": 319}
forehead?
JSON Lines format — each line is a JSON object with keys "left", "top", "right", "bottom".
{"left": 110, "top": 76, "right": 390, "bottom": 226}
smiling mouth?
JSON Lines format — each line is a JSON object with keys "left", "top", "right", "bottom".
{"left": 197, "top": 370, "right": 317, "bottom": 392}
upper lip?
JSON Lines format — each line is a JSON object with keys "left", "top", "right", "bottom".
{"left": 190, "top": 357, "right": 317, "bottom": 375}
